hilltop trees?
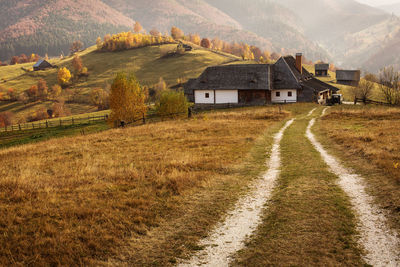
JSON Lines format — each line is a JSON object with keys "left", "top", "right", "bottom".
{"left": 200, "top": 38, "right": 211, "bottom": 49}
{"left": 70, "top": 41, "right": 83, "bottom": 54}
{"left": 171, "top": 26, "right": 184, "bottom": 40}
{"left": 109, "top": 73, "right": 147, "bottom": 125}
{"left": 134, "top": 22, "right": 143, "bottom": 33}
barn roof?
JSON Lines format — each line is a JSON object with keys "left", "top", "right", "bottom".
{"left": 33, "top": 59, "right": 44, "bottom": 68}
{"left": 188, "top": 64, "right": 272, "bottom": 90}
{"left": 315, "top": 64, "right": 329, "bottom": 71}
{"left": 336, "top": 70, "right": 361, "bottom": 81}
{"left": 303, "top": 77, "right": 339, "bottom": 93}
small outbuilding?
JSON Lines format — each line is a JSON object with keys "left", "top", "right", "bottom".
{"left": 315, "top": 63, "right": 329, "bottom": 77}
{"left": 336, "top": 70, "right": 361, "bottom": 86}
{"left": 33, "top": 59, "right": 54, "bottom": 71}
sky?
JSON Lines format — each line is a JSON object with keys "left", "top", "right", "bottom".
{"left": 356, "top": 0, "right": 400, "bottom": 6}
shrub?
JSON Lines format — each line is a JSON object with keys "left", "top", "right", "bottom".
{"left": 26, "top": 108, "right": 49, "bottom": 122}
{"left": 51, "top": 84, "right": 62, "bottom": 98}
{"left": 155, "top": 90, "right": 190, "bottom": 117}
{"left": 91, "top": 88, "right": 109, "bottom": 110}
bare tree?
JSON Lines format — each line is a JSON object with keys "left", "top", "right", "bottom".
{"left": 356, "top": 79, "right": 374, "bottom": 104}
{"left": 379, "top": 66, "right": 400, "bottom": 105}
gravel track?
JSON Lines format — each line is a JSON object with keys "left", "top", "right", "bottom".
{"left": 178, "top": 119, "right": 295, "bottom": 267}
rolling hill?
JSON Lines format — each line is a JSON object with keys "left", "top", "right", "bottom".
{"left": 0, "top": 43, "right": 240, "bottom": 120}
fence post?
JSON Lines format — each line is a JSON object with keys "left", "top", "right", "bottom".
{"left": 188, "top": 107, "right": 192, "bottom": 118}
{"left": 72, "top": 117, "right": 74, "bottom": 125}
{"left": 19, "top": 124, "right": 21, "bottom": 131}
{"left": 46, "top": 121, "right": 48, "bottom": 128}
{"left": 60, "top": 119, "right": 62, "bottom": 126}
{"left": 142, "top": 113, "right": 146, "bottom": 124}
{"left": 32, "top": 123, "right": 34, "bottom": 129}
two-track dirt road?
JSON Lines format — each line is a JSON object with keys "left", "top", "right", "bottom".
{"left": 179, "top": 108, "right": 399, "bottom": 267}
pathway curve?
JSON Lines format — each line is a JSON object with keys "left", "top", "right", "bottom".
{"left": 306, "top": 109, "right": 400, "bottom": 267}
{"left": 178, "top": 119, "right": 295, "bottom": 267}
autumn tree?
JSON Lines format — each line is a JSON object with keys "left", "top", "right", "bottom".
{"left": 200, "top": 38, "right": 211, "bottom": 49}
{"left": 51, "top": 84, "right": 62, "bottom": 98}
{"left": 155, "top": 91, "right": 190, "bottom": 117}
{"left": 109, "top": 73, "right": 148, "bottom": 125}
{"left": 150, "top": 29, "right": 161, "bottom": 37}
{"left": 212, "top": 37, "right": 223, "bottom": 50}
{"left": 27, "top": 85, "right": 39, "bottom": 101}
{"left": 37, "top": 79, "right": 48, "bottom": 99}
{"left": 70, "top": 40, "right": 83, "bottom": 54}
{"left": 190, "top": 34, "right": 201, "bottom": 45}
{"left": 91, "top": 88, "right": 109, "bottom": 110}
{"left": 134, "top": 22, "right": 143, "bottom": 33}
{"left": 72, "top": 55, "right": 83, "bottom": 74}
{"left": 0, "top": 111, "right": 14, "bottom": 127}
{"left": 270, "top": 52, "right": 281, "bottom": 61}
{"left": 7, "top": 88, "right": 18, "bottom": 101}
{"left": 10, "top": 56, "right": 19, "bottom": 65}
{"left": 96, "top": 37, "right": 103, "bottom": 50}
{"left": 58, "top": 67, "right": 72, "bottom": 87}
{"left": 171, "top": 26, "right": 184, "bottom": 40}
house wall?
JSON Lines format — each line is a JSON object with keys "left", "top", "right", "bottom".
{"left": 215, "top": 90, "right": 238, "bottom": 104}
{"left": 195, "top": 90, "right": 215, "bottom": 104}
{"left": 271, "top": 89, "right": 297, "bottom": 103}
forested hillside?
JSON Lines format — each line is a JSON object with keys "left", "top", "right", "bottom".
{"left": 0, "top": 0, "right": 133, "bottom": 61}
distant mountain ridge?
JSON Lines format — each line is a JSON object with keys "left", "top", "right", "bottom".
{"left": 1, "top": 0, "right": 400, "bottom": 72}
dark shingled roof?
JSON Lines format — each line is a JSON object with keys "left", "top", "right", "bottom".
{"left": 336, "top": 70, "right": 361, "bottom": 81}
{"left": 315, "top": 64, "right": 329, "bottom": 71}
{"left": 33, "top": 59, "right": 45, "bottom": 68}
{"left": 188, "top": 64, "right": 271, "bottom": 90}
{"left": 185, "top": 55, "right": 339, "bottom": 96}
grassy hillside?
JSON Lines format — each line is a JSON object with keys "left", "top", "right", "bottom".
{"left": 0, "top": 44, "right": 239, "bottom": 120}
{"left": 0, "top": 106, "right": 293, "bottom": 266}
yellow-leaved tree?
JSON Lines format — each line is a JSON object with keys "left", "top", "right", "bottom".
{"left": 57, "top": 67, "right": 71, "bottom": 87}
{"left": 109, "top": 73, "right": 147, "bottom": 126}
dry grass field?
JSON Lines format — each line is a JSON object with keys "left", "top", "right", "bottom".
{"left": 316, "top": 105, "right": 400, "bottom": 233}
{"left": 0, "top": 106, "right": 298, "bottom": 266}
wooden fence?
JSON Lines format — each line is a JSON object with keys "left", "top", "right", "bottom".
{"left": 0, "top": 115, "right": 109, "bottom": 133}
{"left": 354, "top": 98, "right": 393, "bottom": 106}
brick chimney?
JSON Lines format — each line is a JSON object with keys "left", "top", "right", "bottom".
{"left": 296, "top": 53, "right": 303, "bottom": 74}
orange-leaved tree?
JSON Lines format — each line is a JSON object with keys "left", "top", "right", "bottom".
{"left": 134, "top": 21, "right": 143, "bottom": 33}
{"left": 171, "top": 26, "right": 184, "bottom": 40}
{"left": 72, "top": 55, "right": 83, "bottom": 74}
{"left": 109, "top": 72, "right": 147, "bottom": 126}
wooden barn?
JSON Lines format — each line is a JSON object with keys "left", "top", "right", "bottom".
{"left": 33, "top": 59, "right": 54, "bottom": 71}
{"left": 315, "top": 63, "right": 329, "bottom": 77}
{"left": 336, "top": 70, "right": 361, "bottom": 86}
{"left": 185, "top": 53, "right": 339, "bottom": 105}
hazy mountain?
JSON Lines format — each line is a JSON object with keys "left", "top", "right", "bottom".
{"left": 1, "top": 0, "right": 400, "bottom": 72}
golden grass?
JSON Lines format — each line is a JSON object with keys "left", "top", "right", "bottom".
{"left": 316, "top": 105, "right": 400, "bottom": 234}
{"left": 0, "top": 106, "right": 289, "bottom": 266}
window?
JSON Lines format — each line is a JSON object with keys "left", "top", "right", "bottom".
{"left": 288, "top": 91, "right": 293, "bottom": 97}
{"left": 205, "top": 93, "right": 210, "bottom": 98}
{"left": 276, "top": 91, "right": 280, "bottom": 97}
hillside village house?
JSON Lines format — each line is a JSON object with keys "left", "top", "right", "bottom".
{"left": 185, "top": 53, "right": 339, "bottom": 105}
{"left": 336, "top": 70, "right": 361, "bottom": 86}
{"left": 315, "top": 63, "right": 329, "bottom": 77}
{"left": 33, "top": 59, "right": 54, "bottom": 71}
